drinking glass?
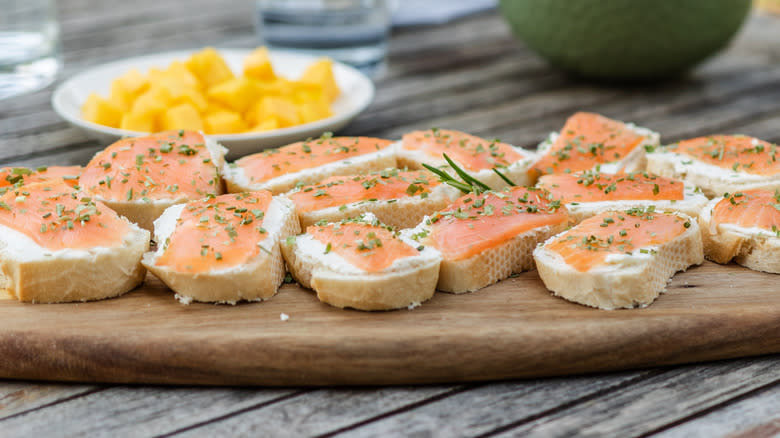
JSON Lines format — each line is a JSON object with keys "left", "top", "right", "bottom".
{"left": 256, "top": 0, "right": 392, "bottom": 76}
{"left": 0, "top": 0, "right": 61, "bottom": 100}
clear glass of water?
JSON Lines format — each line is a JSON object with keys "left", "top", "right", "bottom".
{"left": 0, "top": 0, "right": 61, "bottom": 100}
{"left": 256, "top": 0, "right": 392, "bottom": 76}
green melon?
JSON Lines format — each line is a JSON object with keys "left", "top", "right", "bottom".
{"left": 499, "top": 0, "right": 752, "bottom": 80}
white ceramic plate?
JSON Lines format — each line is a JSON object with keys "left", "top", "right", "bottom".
{"left": 52, "top": 49, "right": 375, "bottom": 158}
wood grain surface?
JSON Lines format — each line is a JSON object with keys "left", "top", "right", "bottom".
{"left": 0, "top": 261, "right": 777, "bottom": 386}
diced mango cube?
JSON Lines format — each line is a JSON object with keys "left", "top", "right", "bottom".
{"left": 207, "top": 78, "right": 259, "bottom": 113}
{"left": 148, "top": 61, "right": 201, "bottom": 90}
{"left": 82, "top": 93, "right": 123, "bottom": 128}
{"left": 204, "top": 110, "right": 247, "bottom": 134}
{"left": 300, "top": 58, "right": 339, "bottom": 102}
{"left": 114, "top": 68, "right": 149, "bottom": 96}
{"left": 152, "top": 79, "right": 208, "bottom": 112}
{"left": 186, "top": 47, "right": 235, "bottom": 89}
{"left": 131, "top": 87, "right": 171, "bottom": 118}
{"left": 250, "top": 117, "right": 280, "bottom": 132}
{"left": 243, "top": 47, "right": 275, "bottom": 81}
{"left": 246, "top": 97, "right": 300, "bottom": 127}
{"left": 298, "top": 99, "right": 333, "bottom": 124}
{"left": 109, "top": 80, "right": 134, "bottom": 112}
{"left": 161, "top": 103, "right": 203, "bottom": 131}
{"left": 120, "top": 110, "right": 156, "bottom": 132}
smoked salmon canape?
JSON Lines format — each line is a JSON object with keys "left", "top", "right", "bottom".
{"left": 395, "top": 129, "right": 537, "bottom": 189}
{"left": 0, "top": 165, "right": 82, "bottom": 193}
{"left": 530, "top": 112, "right": 660, "bottom": 180}
{"left": 698, "top": 190, "right": 780, "bottom": 274}
{"left": 403, "top": 187, "right": 571, "bottom": 294}
{"left": 0, "top": 180, "right": 150, "bottom": 303}
{"left": 79, "top": 130, "right": 228, "bottom": 232}
{"left": 281, "top": 213, "right": 441, "bottom": 311}
{"left": 534, "top": 207, "right": 703, "bottom": 310}
{"left": 286, "top": 168, "right": 461, "bottom": 230}
{"left": 222, "top": 134, "right": 396, "bottom": 195}
{"left": 646, "top": 135, "right": 780, "bottom": 197}
{"left": 536, "top": 170, "right": 708, "bottom": 224}
{"left": 142, "top": 191, "right": 299, "bottom": 304}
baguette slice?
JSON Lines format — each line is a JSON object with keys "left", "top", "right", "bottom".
{"left": 404, "top": 187, "right": 571, "bottom": 293}
{"left": 142, "top": 191, "right": 299, "bottom": 304}
{"left": 698, "top": 190, "right": 780, "bottom": 273}
{"left": 395, "top": 129, "right": 537, "bottom": 188}
{"left": 286, "top": 168, "right": 461, "bottom": 229}
{"left": 536, "top": 171, "right": 708, "bottom": 224}
{"left": 534, "top": 208, "right": 703, "bottom": 310}
{"left": 281, "top": 213, "right": 441, "bottom": 311}
{"left": 79, "top": 130, "right": 227, "bottom": 231}
{"left": 223, "top": 135, "right": 396, "bottom": 194}
{"left": 646, "top": 135, "right": 780, "bottom": 197}
{"left": 530, "top": 112, "right": 659, "bottom": 180}
{"left": 0, "top": 181, "right": 149, "bottom": 303}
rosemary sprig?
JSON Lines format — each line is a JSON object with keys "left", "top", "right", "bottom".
{"left": 421, "top": 163, "right": 473, "bottom": 193}
{"left": 442, "top": 153, "right": 491, "bottom": 192}
{"left": 492, "top": 168, "right": 516, "bottom": 186}
{"left": 422, "top": 153, "right": 517, "bottom": 194}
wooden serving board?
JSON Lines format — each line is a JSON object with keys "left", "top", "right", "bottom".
{"left": 0, "top": 261, "right": 778, "bottom": 386}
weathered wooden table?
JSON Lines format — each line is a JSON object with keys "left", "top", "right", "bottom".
{"left": 1, "top": 2, "right": 779, "bottom": 436}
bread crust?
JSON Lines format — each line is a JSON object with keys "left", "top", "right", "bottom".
{"left": 646, "top": 151, "right": 780, "bottom": 198}
{"left": 0, "top": 222, "right": 150, "bottom": 303}
{"left": 224, "top": 150, "right": 397, "bottom": 195}
{"left": 142, "top": 197, "right": 300, "bottom": 304}
{"left": 698, "top": 197, "right": 780, "bottom": 274}
{"left": 533, "top": 214, "right": 704, "bottom": 310}
{"left": 281, "top": 229, "right": 440, "bottom": 311}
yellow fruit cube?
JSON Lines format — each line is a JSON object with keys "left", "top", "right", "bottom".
{"left": 82, "top": 93, "right": 123, "bottom": 128}
{"left": 253, "top": 77, "right": 295, "bottom": 98}
{"left": 204, "top": 110, "right": 247, "bottom": 135}
{"left": 148, "top": 61, "right": 200, "bottom": 90}
{"left": 246, "top": 97, "right": 300, "bottom": 127}
{"left": 153, "top": 79, "right": 208, "bottom": 112}
{"left": 207, "top": 78, "right": 259, "bottom": 113}
{"left": 298, "top": 100, "right": 333, "bottom": 124}
{"left": 114, "top": 68, "right": 149, "bottom": 96}
{"left": 186, "top": 47, "right": 235, "bottom": 89}
{"left": 243, "top": 47, "right": 275, "bottom": 81}
{"left": 250, "top": 117, "right": 280, "bottom": 132}
{"left": 161, "top": 103, "right": 203, "bottom": 131}
{"left": 120, "top": 110, "right": 156, "bottom": 132}
{"left": 300, "top": 58, "right": 340, "bottom": 102}
{"left": 109, "top": 80, "right": 134, "bottom": 112}
{"left": 131, "top": 87, "right": 171, "bottom": 118}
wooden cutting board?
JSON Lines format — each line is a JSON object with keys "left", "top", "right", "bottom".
{"left": 0, "top": 261, "right": 778, "bottom": 386}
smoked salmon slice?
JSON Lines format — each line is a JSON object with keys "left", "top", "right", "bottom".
{"left": 0, "top": 180, "right": 149, "bottom": 303}
{"left": 646, "top": 135, "right": 780, "bottom": 197}
{"left": 282, "top": 213, "right": 441, "bottom": 311}
{"left": 530, "top": 112, "right": 659, "bottom": 179}
{"left": 223, "top": 134, "right": 396, "bottom": 194}
{"left": 536, "top": 171, "right": 707, "bottom": 223}
{"left": 397, "top": 129, "right": 536, "bottom": 188}
{"left": 534, "top": 207, "right": 703, "bottom": 309}
{"left": 143, "top": 191, "right": 299, "bottom": 304}
{"left": 0, "top": 165, "right": 81, "bottom": 192}
{"left": 698, "top": 189, "right": 780, "bottom": 273}
{"left": 405, "top": 186, "right": 570, "bottom": 293}
{"left": 79, "top": 130, "right": 227, "bottom": 230}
